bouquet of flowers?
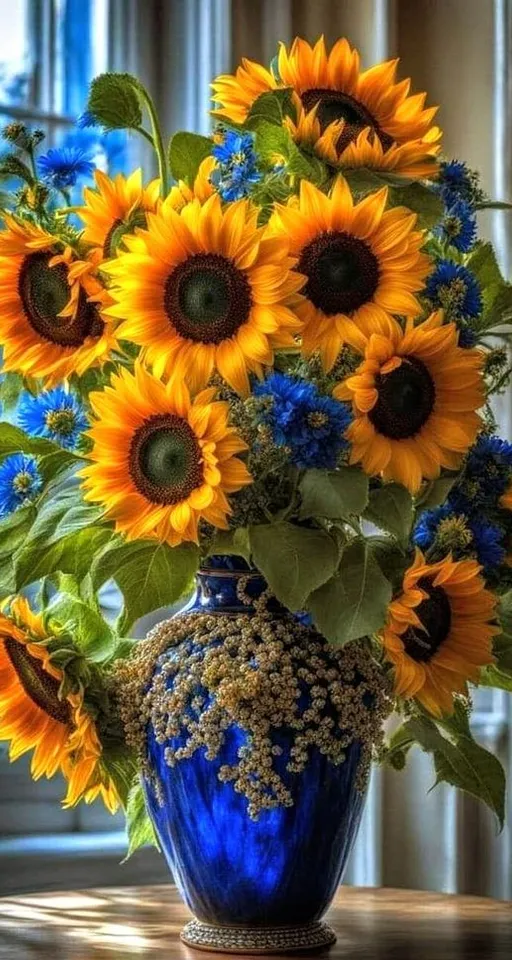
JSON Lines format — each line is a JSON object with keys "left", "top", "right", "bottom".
{"left": 0, "top": 36, "right": 511, "bottom": 855}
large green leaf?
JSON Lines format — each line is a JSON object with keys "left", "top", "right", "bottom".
{"left": 45, "top": 590, "right": 117, "bottom": 663}
{"left": 0, "top": 505, "right": 37, "bottom": 596}
{"left": 91, "top": 539, "right": 199, "bottom": 632}
{"left": 299, "top": 467, "right": 369, "bottom": 520}
{"left": 124, "top": 781, "right": 159, "bottom": 859}
{"left": 467, "top": 241, "right": 503, "bottom": 289}
{"left": 416, "top": 474, "right": 459, "bottom": 510}
{"left": 249, "top": 521, "right": 338, "bottom": 612}
{"left": 404, "top": 715, "right": 506, "bottom": 829}
{"left": 364, "top": 484, "right": 413, "bottom": 544}
{"left": 207, "top": 527, "right": 251, "bottom": 562}
{"left": 87, "top": 72, "right": 143, "bottom": 130}
{"left": 168, "top": 131, "right": 213, "bottom": 185}
{"left": 0, "top": 422, "right": 82, "bottom": 483}
{"left": 246, "top": 89, "right": 294, "bottom": 128}
{"left": 15, "top": 526, "right": 112, "bottom": 589}
{"left": 389, "top": 181, "right": 444, "bottom": 230}
{"left": 308, "top": 538, "right": 392, "bottom": 645}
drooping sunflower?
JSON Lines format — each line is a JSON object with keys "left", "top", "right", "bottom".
{"left": 78, "top": 168, "right": 160, "bottom": 258}
{"left": 166, "top": 156, "right": 216, "bottom": 211}
{"left": 104, "top": 193, "right": 303, "bottom": 395}
{"left": 212, "top": 36, "right": 441, "bottom": 175}
{"left": 286, "top": 100, "right": 440, "bottom": 179}
{"left": 80, "top": 363, "right": 253, "bottom": 545}
{"left": 334, "top": 311, "right": 484, "bottom": 494}
{"left": 268, "top": 176, "right": 430, "bottom": 371}
{"left": 379, "top": 550, "right": 498, "bottom": 716}
{"left": 0, "top": 217, "right": 118, "bottom": 384}
{"left": 0, "top": 596, "right": 119, "bottom": 811}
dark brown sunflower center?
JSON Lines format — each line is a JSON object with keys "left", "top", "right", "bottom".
{"left": 164, "top": 253, "right": 252, "bottom": 344}
{"left": 300, "top": 88, "right": 394, "bottom": 153}
{"left": 369, "top": 357, "right": 436, "bottom": 440}
{"left": 4, "top": 637, "right": 70, "bottom": 724}
{"left": 129, "top": 413, "right": 204, "bottom": 505}
{"left": 401, "top": 577, "right": 452, "bottom": 663}
{"left": 18, "top": 252, "right": 104, "bottom": 346}
{"left": 103, "top": 209, "right": 148, "bottom": 258}
{"left": 297, "top": 230, "right": 379, "bottom": 315}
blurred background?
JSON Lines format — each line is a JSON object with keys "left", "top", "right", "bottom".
{"left": 0, "top": 0, "right": 510, "bottom": 902}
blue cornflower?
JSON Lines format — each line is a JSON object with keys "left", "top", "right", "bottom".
{"left": 438, "top": 160, "right": 479, "bottom": 206}
{"left": 424, "top": 260, "right": 482, "bottom": 319}
{"left": 450, "top": 434, "right": 512, "bottom": 513}
{"left": 253, "top": 372, "right": 352, "bottom": 469}
{"left": 212, "top": 131, "right": 261, "bottom": 201}
{"left": 0, "top": 454, "right": 42, "bottom": 516}
{"left": 18, "top": 387, "right": 88, "bottom": 450}
{"left": 37, "top": 146, "right": 95, "bottom": 189}
{"left": 436, "top": 198, "right": 477, "bottom": 253}
{"left": 414, "top": 504, "right": 506, "bottom": 572}
{"left": 76, "top": 111, "right": 97, "bottom": 129}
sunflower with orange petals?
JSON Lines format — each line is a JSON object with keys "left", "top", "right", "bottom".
{"left": 379, "top": 550, "right": 498, "bottom": 716}
{"left": 268, "top": 176, "right": 430, "bottom": 371}
{"left": 212, "top": 36, "right": 441, "bottom": 177}
{"left": 334, "top": 312, "right": 484, "bottom": 494}
{"left": 0, "top": 216, "right": 118, "bottom": 385}
{"left": 286, "top": 99, "right": 440, "bottom": 180}
{"left": 80, "top": 363, "right": 253, "bottom": 546}
{"left": 104, "top": 193, "right": 304, "bottom": 395}
{"left": 78, "top": 168, "right": 161, "bottom": 259}
{"left": 0, "top": 596, "right": 119, "bottom": 811}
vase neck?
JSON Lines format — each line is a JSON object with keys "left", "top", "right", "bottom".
{"left": 183, "top": 564, "right": 283, "bottom": 616}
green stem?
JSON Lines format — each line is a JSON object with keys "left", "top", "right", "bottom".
{"left": 136, "top": 127, "right": 155, "bottom": 148}
{"left": 138, "top": 90, "right": 168, "bottom": 195}
{"left": 26, "top": 146, "right": 37, "bottom": 182}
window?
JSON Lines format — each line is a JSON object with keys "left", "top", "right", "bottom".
{"left": 0, "top": 0, "right": 127, "bottom": 191}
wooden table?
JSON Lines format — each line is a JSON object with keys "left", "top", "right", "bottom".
{"left": 0, "top": 884, "right": 510, "bottom": 958}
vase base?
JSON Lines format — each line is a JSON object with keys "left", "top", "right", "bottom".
{"left": 180, "top": 918, "right": 337, "bottom": 954}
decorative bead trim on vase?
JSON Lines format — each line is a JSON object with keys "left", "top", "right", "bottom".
{"left": 113, "top": 588, "right": 392, "bottom": 819}
{"left": 180, "top": 917, "right": 337, "bottom": 954}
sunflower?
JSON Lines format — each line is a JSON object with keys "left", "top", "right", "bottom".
{"left": 212, "top": 36, "right": 441, "bottom": 174}
{"left": 104, "top": 193, "right": 303, "bottom": 395}
{"left": 379, "top": 550, "right": 498, "bottom": 716}
{"left": 0, "top": 217, "right": 118, "bottom": 384}
{"left": 80, "top": 363, "right": 253, "bottom": 546}
{"left": 78, "top": 168, "right": 161, "bottom": 258}
{"left": 285, "top": 100, "right": 440, "bottom": 179}
{"left": 268, "top": 176, "right": 429, "bottom": 371}
{"left": 166, "top": 156, "right": 216, "bottom": 211}
{"left": 334, "top": 311, "right": 484, "bottom": 494}
{"left": 0, "top": 596, "right": 119, "bottom": 810}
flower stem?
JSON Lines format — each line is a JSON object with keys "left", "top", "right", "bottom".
{"left": 138, "top": 90, "right": 168, "bottom": 195}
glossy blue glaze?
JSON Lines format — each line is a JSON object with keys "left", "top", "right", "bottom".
{"left": 143, "top": 562, "right": 368, "bottom": 927}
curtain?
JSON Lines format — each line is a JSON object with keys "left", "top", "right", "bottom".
{"left": 225, "top": 0, "right": 512, "bottom": 899}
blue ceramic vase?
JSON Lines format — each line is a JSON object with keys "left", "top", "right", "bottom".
{"left": 142, "top": 560, "right": 379, "bottom": 954}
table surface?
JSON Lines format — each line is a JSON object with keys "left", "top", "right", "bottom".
{"left": 0, "top": 884, "right": 511, "bottom": 959}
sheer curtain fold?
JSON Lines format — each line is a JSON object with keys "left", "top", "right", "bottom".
{"left": 226, "top": 0, "right": 512, "bottom": 899}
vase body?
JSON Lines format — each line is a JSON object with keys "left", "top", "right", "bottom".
{"left": 142, "top": 562, "right": 380, "bottom": 953}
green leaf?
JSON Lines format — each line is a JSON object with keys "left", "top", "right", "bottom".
{"left": 101, "top": 743, "right": 139, "bottom": 811}
{"left": 0, "top": 504, "right": 37, "bottom": 597}
{"left": 481, "top": 283, "right": 512, "bottom": 331}
{"left": 207, "top": 527, "right": 251, "bottom": 562}
{"left": 467, "top": 241, "right": 503, "bottom": 289}
{"left": 389, "top": 181, "right": 444, "bottom": 231}
{"left": 369, "top": 536, "right": 410, "bottom": 593}
{"left": 87, "top": 72, "right": 143, "bottom": 130}
{"left": 416, "top": 473, "right": 459, "bottom": 510}
{"left": 168, "top": 131, "right": 213, "bottom": 185}
{"left": 249, "top": 521, "right": 338, "bottom": 612}
{"left": 16, "top": 526, "right": 113, "bottom": 590}
{"left": 498, "top": 589, "right": 512, "bottom": 636}
{"left": 45, "top": 590, "right": 117, "bottom": 663}
{"left": 0, "top": 422, "right": 82, "bottom": 482}
{"left": 404, "top": 715, "right": 506, "bottom": 829}
{"left": 299, "top": 467, "right": 369, "bottom": 520}
{"left": 308, "top": 538, "right": 392, "bottom": 645}
{"left": 246, "top": 89, "right": 294, "bottom": 128}
{"left": 0, "top": 373, "right": 24, "bottom": 413}
{"left": 364, "top": 484, "right": 413, "bottom": 544}
{"left": 478, "top": 664, "right": 512, "bottom": 692}
{"left": 252, "top": 121, "right": 325, "bottom": 184}
{"left": 91, "top": 539, "right": 199, "bottom": 632}
{"left": 124, "top": 781, "right": 159, "bottom": 859}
